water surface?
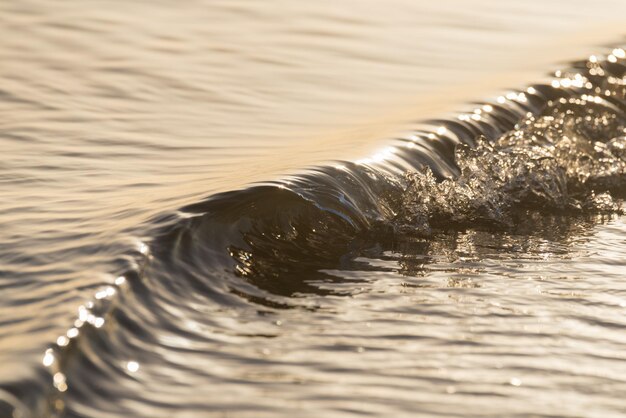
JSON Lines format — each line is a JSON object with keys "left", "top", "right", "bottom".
{"left": 1, "top": 1, "right": 626, "bottom": 417}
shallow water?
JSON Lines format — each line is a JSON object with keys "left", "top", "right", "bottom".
{"left": 1, "top": 1, "right": 626, "bottom": 417}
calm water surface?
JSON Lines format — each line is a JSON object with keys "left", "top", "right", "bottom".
{"left": 1, "top": 1, "right": 626, "bottom": 417}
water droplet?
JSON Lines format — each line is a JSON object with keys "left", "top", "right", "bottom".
{"left": 42, "top": 350, "right": 54, "bottom": 367}
{"left": 127, "top": 361, "right": 139, "bottom": 372}
{"left": 53, "top": 373, "right": 67, "bottom": 392}
{"left": 57, "top": 336, "right": 69, "bottom": 347}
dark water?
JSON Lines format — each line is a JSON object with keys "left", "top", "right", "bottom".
{"left": 2, "top": 2, "right": 626, "bottom": 417}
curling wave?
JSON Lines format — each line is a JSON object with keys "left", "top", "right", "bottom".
{"left": 15, "top": 47, "right": 626, "bottom": 417}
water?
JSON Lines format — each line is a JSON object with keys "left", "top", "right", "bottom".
{"left": 1, "top": 1, "right": 626, "bottom": 417}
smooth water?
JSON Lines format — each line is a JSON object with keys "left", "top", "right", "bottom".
{"left": 1, "top": 1, "right": 626, "bottom": 417}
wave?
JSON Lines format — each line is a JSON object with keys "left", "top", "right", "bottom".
{"left": 5, "top": 47, "right": 626, "bottom": 418}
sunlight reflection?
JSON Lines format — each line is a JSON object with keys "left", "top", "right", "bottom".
{"left": 127, "top": 361, "right": 140, "bottom": 373}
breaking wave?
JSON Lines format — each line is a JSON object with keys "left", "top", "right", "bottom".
{"left": 10, "top": 47, "right": 626, "bottom": 418}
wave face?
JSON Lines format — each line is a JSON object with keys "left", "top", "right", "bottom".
{"left": 3, "top": 50, "right": 622, "bottom": 417}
